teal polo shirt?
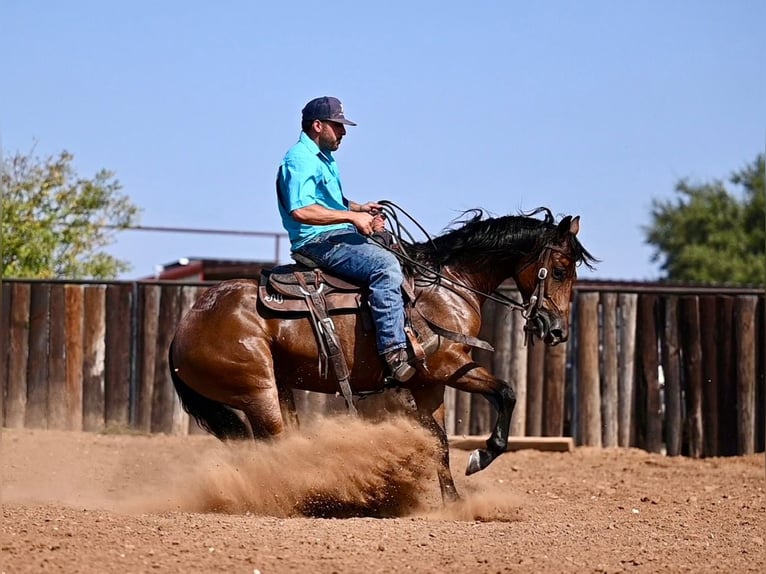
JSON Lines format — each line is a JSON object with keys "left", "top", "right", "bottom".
{"left": 277, "top": 132, "right": 354, "bottom": 249}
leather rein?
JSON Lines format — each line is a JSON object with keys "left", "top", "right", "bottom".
{"left": 370, "top": 201, "right": 562, "bottom": 348}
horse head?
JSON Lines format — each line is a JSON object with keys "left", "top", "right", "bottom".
{"left": 513, "top": 215, "right": 582, "bottom": 345}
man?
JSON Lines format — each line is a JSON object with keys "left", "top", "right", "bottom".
{"left": 276, "top": 96, "right": 415, "bottom": 382}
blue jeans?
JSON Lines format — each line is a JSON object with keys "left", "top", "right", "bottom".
{"left": 296, "top": 229, "right": 407, "bottom": 355}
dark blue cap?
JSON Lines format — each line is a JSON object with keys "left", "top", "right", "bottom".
{"left": 301, "top": 96, "right": 357, "bottom": 126}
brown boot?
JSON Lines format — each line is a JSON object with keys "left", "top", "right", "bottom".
{"left": 383, "top": 348, "right": 415, "bottom": 382}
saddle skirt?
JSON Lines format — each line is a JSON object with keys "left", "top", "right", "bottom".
{"left": 258, "top": 264, "right": 365, "bottom": 314}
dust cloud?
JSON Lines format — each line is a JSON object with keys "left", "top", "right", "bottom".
{"left": 138, "top": 416, "right": 441, "bottom": 518}
{"left": 3, "top": 418, "right": 525, "bottom": 522}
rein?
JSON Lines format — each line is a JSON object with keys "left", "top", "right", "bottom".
{"left": 371, "top": 201, "right": 555, "bottom": 324}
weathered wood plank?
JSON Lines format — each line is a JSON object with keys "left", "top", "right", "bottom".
{"left": 600, "top": 292, "right": 618, "bottom": 446}
{"left": 679, "top": 296, "right": 703, "bottom": 457}
{"left": 525, "top": 339, "right": 545, "bottom": 437}
{"left": 152, "top": 285, "right": 180, "bottom": 434}
{"left": 47, "top": 284, "right": 68, "bottom": 430}
{"left": 0, "top": 283, "right": 12, "bottom": 425}
{"left": 576, "top": 292, "right": 601, "bottom": 446}
{"left": 64, "top": 285, "right": 84, "bottom": 430}
{"left": 82, "top": 285, "right": 106, "bottom": 432}
{"left": 5, "top": 283, "right": 30, "bottom": 428}
{"left": 543, "top": 342, "right": 567, "bottom": 437}
{"left": 717, "top": 296, "right": 737, "bottom": 456}
{"left": 734, "top": 295, "right": 757, "bottom": 455}
{"left": 638, "top": 294, "right": 662, "bottom": 453}
{"left": 136, "top": 284, "right": 160, "bottom": 432}
{"left": 699, "top": 295, "right": 719, "bottom": 456}
{"left": 105, "top": 284, "right": 133, "bottom": 429}
{"left": 617, "top": 293, "right": 637, "bottom": 447}
{"left": 471, "top": 299, "right": 497, "bottom": 435}
{"left": 25, "top": 283, "right": 50, "bottom": 429}
{"left": 661, "top": 296, "right": 682, "bottom": 456}
{"left": 489, "top": 299, "right": 512, "bottom": 434}
{"left": 508, "top": 309, "right": 528, "bottom": 437}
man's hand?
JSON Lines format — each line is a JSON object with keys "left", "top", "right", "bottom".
{"left": 349, "top": 211, "right": 376, "bottom": 235}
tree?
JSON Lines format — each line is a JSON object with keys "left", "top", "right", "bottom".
{"left": 645, "top": 154, "right": 765, "bottom": 285}
{"left": 1, "top": 149, "right": 140, "bottom": 279}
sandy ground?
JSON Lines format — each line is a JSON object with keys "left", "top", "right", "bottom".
{"left": 1, "top": 417, "right": 764, "bottom": 574}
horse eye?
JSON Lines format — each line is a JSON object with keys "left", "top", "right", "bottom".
{"left": 553, "top": 267, "right": 567, "bottom": 281}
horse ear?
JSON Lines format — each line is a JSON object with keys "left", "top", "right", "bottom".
{"left": 570, "top": 216, "right": 580, "bottom": 236}
{"left": 556, "top": 215, "right": 580, "bottom": 239}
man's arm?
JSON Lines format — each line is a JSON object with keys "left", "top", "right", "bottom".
{"left": 292, "top": 203, "right": 377, "bottom": 235}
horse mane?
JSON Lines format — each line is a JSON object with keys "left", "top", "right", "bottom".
{"left": 406, "top": 207, "right": 597, "bottom": 273}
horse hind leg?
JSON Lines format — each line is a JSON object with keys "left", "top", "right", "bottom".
{"left": 237, "top": 384, "right": 287, "bottom": 440}
{"left": 170, "top": 352, "right": 250, "bottom": 441}
{"left": 410, "top": 386, "right": 460, "bottom": 503}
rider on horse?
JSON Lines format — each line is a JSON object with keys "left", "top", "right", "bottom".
{"left": 276, "top": 96, "right": 415, "bottom": 382}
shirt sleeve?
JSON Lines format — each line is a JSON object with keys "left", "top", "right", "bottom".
{"left": 281, "top": 156, "right": 319, "bottom": 213}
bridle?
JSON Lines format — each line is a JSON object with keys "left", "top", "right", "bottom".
{"left": 368, "top": 200, "right": 572, "bottom": 345}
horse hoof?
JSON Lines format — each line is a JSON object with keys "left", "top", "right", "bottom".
{"left": 465, "top": 449, "right": 483, "bottom": 476}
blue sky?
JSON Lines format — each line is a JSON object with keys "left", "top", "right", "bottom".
{"left": 2, "top": 1, "right": 764, "bottom": 280}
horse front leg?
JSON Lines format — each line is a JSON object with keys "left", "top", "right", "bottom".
{"left": 439, "top": 357, "right": 517, "bottom": 476}
{"left": 409, "top": 385, "right": 460, "bottom": 503}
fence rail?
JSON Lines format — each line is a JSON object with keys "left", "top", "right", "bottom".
{"left": 1, "top": 279, "right": 763, "bottom": 456}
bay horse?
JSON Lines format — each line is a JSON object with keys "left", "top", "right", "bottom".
{"left": 169, "top": 207, "right": 595, "bottom": 502}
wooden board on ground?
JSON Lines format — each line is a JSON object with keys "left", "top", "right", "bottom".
{"left": 449, "top": 435, "right": 574, "bottom": 453}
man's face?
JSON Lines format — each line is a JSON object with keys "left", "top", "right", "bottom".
{"left": 316, "top": 120, "right": 346, "bottom": 152}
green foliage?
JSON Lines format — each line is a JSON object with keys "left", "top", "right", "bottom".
{"left": 645, "top": 154, "right": 765, "bottom": 285}
{"left": 1, "top": 150, "right": 140, "bottom": 279}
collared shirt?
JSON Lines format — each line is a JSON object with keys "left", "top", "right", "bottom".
{"left": 277, "top": 132, "right": 354, "bottom": 249}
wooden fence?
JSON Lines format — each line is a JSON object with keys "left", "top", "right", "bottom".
{"left": 1, "top": 279, "right": 763, "bottom": 456}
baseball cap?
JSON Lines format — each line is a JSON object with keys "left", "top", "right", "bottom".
{"left": 301, "top": 96, "right": 357, "bottom": 126}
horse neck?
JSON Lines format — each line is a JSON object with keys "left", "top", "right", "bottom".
{"left": 443, "top": 257, "right": 518, "bottom": 306}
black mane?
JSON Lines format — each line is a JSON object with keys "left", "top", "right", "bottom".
{"left": 407, "top": 207, "right": 596, "bottom": 273}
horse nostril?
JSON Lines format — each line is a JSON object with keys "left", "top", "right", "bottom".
{"left": 549, "top": 328, "right": 564, "bottom": 341}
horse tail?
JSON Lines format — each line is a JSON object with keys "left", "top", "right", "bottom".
{"left": 168, "top": 342, "right": 250, "bottom": 441}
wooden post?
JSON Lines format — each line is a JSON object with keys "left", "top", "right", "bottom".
{"left": 82, "top": 285, "right": 106, "bottom": 432}
{"left": 152, "top": 285, "right": 180, "bottom": 434}
{"left": 734, "top": 295, "right": 757, "bottom": 455}
{"left": 25, "top": 283, "right": 50, "bottom": 429}
{"left": 717, "top": 297, "right": 737, "bottom": 455}
{"left": 638, "top": 294, "right": 662, "bottom": 453}
{"left": 699, "top": 295, "right": 719, "bottom": 456}
{"left": 661, "top": 296, "right": 683, "bottom": 456}
{"left": 5, "top": 283, "right": 30, "bottom": 428}
{"left": 471, "top": 299, "right": 497, "bottom": 434}
{"left": 526, "top": 338, "right": 545, "bottom": 437}
{"left": 64, "top": 285, "right": 84, "bottom": 431}
{"left": 490, "top": 299, "right": 513, "bottom": 434}
{"left": 105, "top": 284, "right": 132, "bottom": 429}
{"left": 543, "top": 342, "right": 567, "bottom": 437}
{"left": 576, "top": 292, "right": 601, "bottom": 446}
{"left": 617, "top": 293, "right": 637, "bottom": 447}
{"left": 444, "top": 387, "right": 456, "bottom": 434}
{"left": 0, "top": 283, "right": 11, "bottom": 426}
{"left": 509, "top": 308, "right": 528, "bottom": 436}
{"left": 679, "top": 296, "right": 703, "bottom": 457}
{"left": 136, "top": 284, "right": 160, "bottom": 432}
{"left": 454, "top": 390, "right": 471, "bottom": 436}
{"left": 600, "top": 292, "right": 618, "bottom": 446}
{"left": 47, "top": 284, "right": 68, "bottom": 430}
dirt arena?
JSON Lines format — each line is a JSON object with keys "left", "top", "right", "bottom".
{"left": 2, "top": 417, "right": 764, "bottom": 574}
